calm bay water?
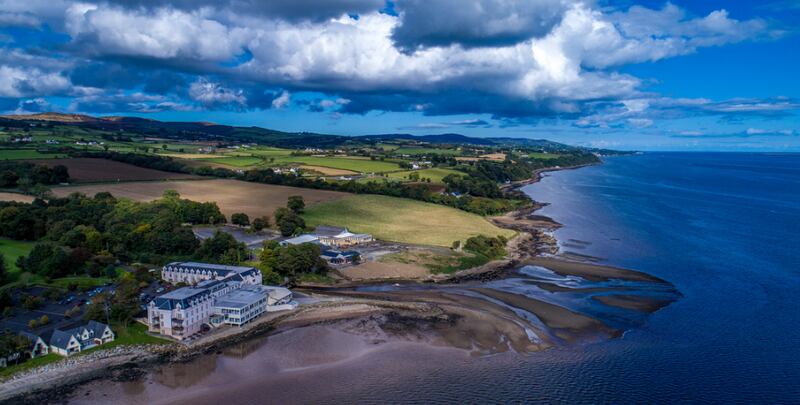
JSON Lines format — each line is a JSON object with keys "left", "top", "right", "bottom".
{"left": 73, "top": 152, "right": 800, "bottom": 404}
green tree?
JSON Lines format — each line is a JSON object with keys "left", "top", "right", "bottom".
{"left": 231, "top": 212, "right": 250, "bottom": 227}
{"left": 195, "top": 231, "right": 247, "bottom": 263}
{"left": 287, "top": 195, "right": 305, "bottom": 213}
{"left": 251, "top": 216, "right": 269, "bottom": 231}
{"left": 274, "top": 208, "right": 305, "bottom": 237}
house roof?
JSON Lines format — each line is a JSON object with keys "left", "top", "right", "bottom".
{"left": 48, "top": 329, "right": 77, "bottom": 350}
{"left": 281, "top": 234, "right": 319, "bottom": 245}
{"left": 214, "top": 286, "right": 266, "bottom": 309}
{"left": 165, "top": 262, "right": 258, "bottom": 277}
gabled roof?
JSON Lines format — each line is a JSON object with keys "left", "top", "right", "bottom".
{"left": 165, "top": 262, "right": 258, "bottom": 277}
{"left": 49, "top": 329, "right": 78, "bottom": 350}
{"left": 87, "top": 320, "right": 111, "bottom": 337}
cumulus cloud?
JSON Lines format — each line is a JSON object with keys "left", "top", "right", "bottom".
{"left": 271, "top": 90, "right": 290, "bottom": 109}
{"left": 0, "top": 0, "right": 787, "bottom": 124}
{"left": 391, "top": 0, "right": 568, "bottom": 51}
{"left": 189, "top": 78, "right": 246, "bottom": 108}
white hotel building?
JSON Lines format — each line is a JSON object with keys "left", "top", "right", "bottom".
{"left": 148, "top": 262, "right": 295, "bottom": 340}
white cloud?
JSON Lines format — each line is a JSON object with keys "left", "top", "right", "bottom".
{"left": 189, "top": 78, "right": 246, "bottom": 107}
{"left": 271, "top": 90, "right": 290, "bottom": 108}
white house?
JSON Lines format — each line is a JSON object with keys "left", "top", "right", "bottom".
{"left": 38, "top": 321, "right": 115, "bottom": 356}
{"left": 161, "top": 262, "right": 262, "bottom": 286}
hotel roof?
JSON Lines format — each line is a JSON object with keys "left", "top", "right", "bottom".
{"left": 214, "top": 286, "right": 266, "bottom": 309}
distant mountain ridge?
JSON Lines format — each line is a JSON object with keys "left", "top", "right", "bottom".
{"left": 0, "top": 112, "right": 578, "bottom": 150}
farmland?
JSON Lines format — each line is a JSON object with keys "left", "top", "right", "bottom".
{"left": 271, "top": 155, "right": 401, "bottom": 173}
{"left": 51, "top": 179, "right": 348, "bottom": 219}
{"left": 32, "top": 158, "right": 199, "bottom": 182}
{"left": 393, "top": 147, "right": 460, "bottom": 156}
{"left": 0, "top": 149, "right": 65, "bottom": 160}
{"left": 0, "top": 192, "right": 34, "bottom": 203}
{"left": 199, "top": 156, "right": 263, "bottom": 167}
{"left": 303, "top": 194, "right": 515, "bottom": 247}
{"left": 386, "top": 167, "right": 464, "bottom": 183}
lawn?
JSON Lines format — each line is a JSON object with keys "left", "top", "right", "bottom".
{"left": 303, "top": 194, "right": 515, "bottom": 247}
{"left": 386, "top": 168, "right": 464, "bottom": 183}
{"left": 0, "top": 239, "right": 35, "bottom": 275}
{"left": 274, "top": 156, "right": 401, "bottom": 173}
{"left": 0, "top": 149, "right": 65, "bottom": 160}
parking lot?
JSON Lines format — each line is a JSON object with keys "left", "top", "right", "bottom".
{"left": 0, "top": 284, "right": 116, "bottom": 335}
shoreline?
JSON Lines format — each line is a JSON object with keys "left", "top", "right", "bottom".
{"left": 1, "top": 159, "right": 679, "bottom": 403}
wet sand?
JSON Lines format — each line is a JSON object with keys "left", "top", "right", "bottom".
{"left": 524, "top": 257, "right": 669, "bottom": 283}
{"left": 471, "top": 288, "right": 619, "bottom": 343}
{"left": 592, "top": 294, "right": 675, "bottom": 312}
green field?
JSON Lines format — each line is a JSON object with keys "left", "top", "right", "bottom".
{"left": 303, "top": 194, "right": 515, "bottom": 247}
{"left": 393, "top": 147, "right": 461, "bottom": 156}
{"left": 525, "top": 152, "right": 562, "bottom": 159}
{"left": 274, "top": 156, "right": 401, "bottom": 173}
{"left": 248, "top": 147, "right": 294, "bottom": 157}
{"left": 386, "top": 168, "right": 464, "bottom": 183}
{"left": 200, "top": 156, "right": 264, "bottom": 167}
{"left": 0, "top": 239, "right": 35, "bottom": 274}
{"left": 0, "top": 149, "right": 65, "bottom": 160}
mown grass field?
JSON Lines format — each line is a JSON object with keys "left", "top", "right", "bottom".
{"left": 386, "top": 168, "right": 464, "bottom": 183}
{"left": 0, "top": 238, "right": 35, "bottom": 275}
{"left": 273, "top": 156, "right": 401, "bottom": 173}
{"left": 200, "top": 156, "right": 264, "bottom": 167}
{"left": 0, "top": 149, "right": 65, "bottom": 160}
{"left": 393, "top": 147, "right": 461, "bottom": 156}
{"left": 303, "top": 194, "right": 515, "bottom": 247}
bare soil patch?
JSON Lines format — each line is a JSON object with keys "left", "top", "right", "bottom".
{"left": 342, "top": 261, "right": 430, "bottom": 280}
{"left": 31, "top": 158, "right": 199, "bottom": 183}
{"left": 51, "top": 179, "right": 347, "bottom": 218}
{"left": 0, "top": 192, "right": 34, "bottom": 203}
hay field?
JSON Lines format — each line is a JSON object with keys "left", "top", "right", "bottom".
{"left": 32, "top": 158, "right": 200, "bottom": 182}
{"left": 303, "top": 194, "right": 515, "bottom": 247}
{"left": 298, "top": 165, "right": 359, "bottom": 176}
{"left": 0, "top": 192, "right": 34, "bottom": 203}
{"left": 51, "top": 179, "right": 348, "bottom": 219}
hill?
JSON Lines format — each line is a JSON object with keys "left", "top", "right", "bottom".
{"left": 0, "top": 112, "right": 581, "bottom": 151}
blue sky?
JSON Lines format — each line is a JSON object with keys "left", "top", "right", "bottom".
{"left": 0, "top": 0, "right": 798, "bottom": 151}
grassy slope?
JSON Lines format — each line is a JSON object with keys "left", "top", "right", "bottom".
{"left": 303, "top": 194, "right": 515, "bottom": 247}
